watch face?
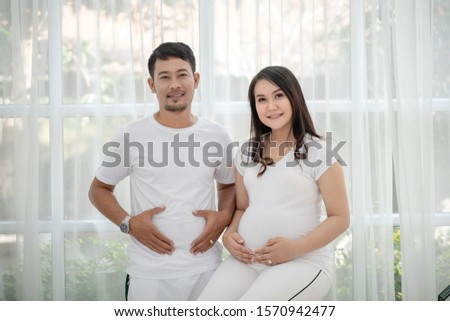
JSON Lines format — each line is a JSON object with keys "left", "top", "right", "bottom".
{"left": 120, "top": 216, "right": 131, "bottom": 233}
{"left": 120, "top": 222, "right": 129, "bottom": 233}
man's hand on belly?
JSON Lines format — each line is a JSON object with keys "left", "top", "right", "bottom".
{"left": 130, "top": 207, "right": 175, "bottom": 255}
{"left": 190, "top": 210, "right": 228, "bottom": 255}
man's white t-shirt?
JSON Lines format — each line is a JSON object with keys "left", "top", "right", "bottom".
{"left": 236, "top": 136, "right": 336, "bottom": 280}
{"left": 96, "top": 115, "right": 235, "bottom": 279}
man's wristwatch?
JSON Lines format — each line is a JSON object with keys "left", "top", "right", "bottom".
{"left": 119, "top": 215, "right": 132, "bottom": 234}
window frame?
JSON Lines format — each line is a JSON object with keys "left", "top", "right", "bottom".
{"left": 0, "top": 0, "right": 449, "bottom": 301}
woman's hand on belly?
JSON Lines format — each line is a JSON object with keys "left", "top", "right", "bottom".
{"left": 223, "top": 231, "right": 255, "bottom": 264}
{"left": 254, "top": 237, "right": 303, "bottom": 266}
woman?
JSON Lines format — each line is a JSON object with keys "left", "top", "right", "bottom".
{"left": 198, "top": 66, "right": 349, "bottom": 301}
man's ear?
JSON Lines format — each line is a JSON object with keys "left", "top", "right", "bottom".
{"left": 148, "top": 78, "right": 156, "bottom": 93}
{"left": 193, "top": 72, "right": 200, "bottom": 89}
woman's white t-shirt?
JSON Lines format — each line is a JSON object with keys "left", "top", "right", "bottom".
{"left": 235, "top": 136, "right": 336, "bottom": 279}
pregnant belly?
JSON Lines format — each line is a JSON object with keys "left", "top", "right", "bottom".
{"left": 237, "top": 206, "right": 314, "bottom": 250}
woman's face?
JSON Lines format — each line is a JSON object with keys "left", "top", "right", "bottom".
{"left": 253, "top": 79, "right": 293, "bottom": 136}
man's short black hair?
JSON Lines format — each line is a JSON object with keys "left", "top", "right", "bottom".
{"left": 147, "top": 42, "right": 196, "bottom": 78}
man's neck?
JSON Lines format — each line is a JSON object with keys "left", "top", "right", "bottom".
{"left": 153, "top": 109, "right": 197, "bottom": 129}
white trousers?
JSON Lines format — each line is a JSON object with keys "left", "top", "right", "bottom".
{"left": 197, "top": 256, "right": 331, "bottom": 301}
{"left": 127, "top": 270, "right": 214, "bottom": 301}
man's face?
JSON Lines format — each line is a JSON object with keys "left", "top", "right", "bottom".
{"left": 148, "top": 57, "right": 199, "bottom": 112}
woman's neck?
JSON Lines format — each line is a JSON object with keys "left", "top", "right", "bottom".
{"left": 268, "top": 129, "right": 295, "bottom": 145}
{"left": 263, "top": 131, "right": 296, "bottom": 161}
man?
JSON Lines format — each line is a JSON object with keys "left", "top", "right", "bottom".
{"left": 88, "top": 42, "right": 236, "bottom": 300}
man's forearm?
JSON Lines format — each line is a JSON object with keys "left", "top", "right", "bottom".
{"left": 217, "top": 183, "right": 236, "bottom": 226}
{"left": 88, "top": 178, "right": 129, "bottom": 226}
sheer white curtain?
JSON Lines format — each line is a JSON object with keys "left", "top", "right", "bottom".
{"left": 1, "top": 0, "right": 449, "bottom": 301}
{"left": 1, "top": 0, "right": 199, "bottom": 300}
{"left": 390, "top": 0, "right": 436, "bottom": 300}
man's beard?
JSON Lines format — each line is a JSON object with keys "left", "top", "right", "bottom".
{"left": 164, "top": 103, "right": 188, "bottom": 112}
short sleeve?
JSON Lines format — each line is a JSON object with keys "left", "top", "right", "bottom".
{"left": 304, "top": 139, "right": 337, "bottom": 181}
{"left": 213, "top": 131, "right": 235, "bottom": 184}
{"left": 233, "top": 141, "right": 258, "bottom": 176}
{"left": 95, "top": 128, "right": 131, "bottom": 186}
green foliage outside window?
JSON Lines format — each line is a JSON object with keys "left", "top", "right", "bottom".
{"left": 2, "top": 229, "right": 450, "bottom": 300}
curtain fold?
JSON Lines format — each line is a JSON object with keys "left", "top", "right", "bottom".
{"left": 390, "top": 0, "right": 436, "bottom": 300}
{"left": 0, "top": 0, "right": 448, "bottom": 301}
{"left": 10, "top": 0, "right": 48, "bottom": 300}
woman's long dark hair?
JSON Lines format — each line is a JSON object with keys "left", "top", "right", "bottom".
{"left": 247, "top": 66, "right": 321, "bottom": 176}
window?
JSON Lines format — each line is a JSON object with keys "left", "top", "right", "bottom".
{"left": 1, "top": 0, "right": 449, "bottom": 300}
